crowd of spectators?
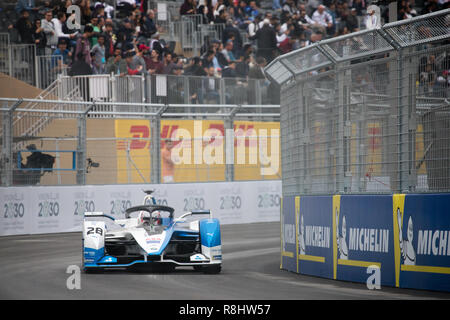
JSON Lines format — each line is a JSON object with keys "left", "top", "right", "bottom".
{"left": 4, "top": 0, "right": 449, "bottom": 82}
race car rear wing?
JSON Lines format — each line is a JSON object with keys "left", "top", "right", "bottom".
{"left": 84, "top": 212, "right": 116, "bottom": 221}
{"left": 175, "top": 210, "right": 212, "bottom": 222}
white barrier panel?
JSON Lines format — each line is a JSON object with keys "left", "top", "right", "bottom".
{"left": 0, "top": 180, "right": 281, "bottom": 236}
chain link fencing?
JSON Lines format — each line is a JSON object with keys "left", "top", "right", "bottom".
{"left": 265, "top": 8, "right": 450, "bottom": 196}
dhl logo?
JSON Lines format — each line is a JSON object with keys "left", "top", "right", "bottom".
{"left": 117, "top": 122, "right": 260, "bottom": 151}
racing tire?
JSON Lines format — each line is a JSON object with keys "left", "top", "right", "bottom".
{"left": 83, "top": 267, "right": 104, "bottom": 274}
{"left": 202, "top": 264, "right": 221, "bottom": 274}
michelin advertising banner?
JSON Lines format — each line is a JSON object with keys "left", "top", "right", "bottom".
{"left": 0, "top": 180, "right": 281, "bottom": 236}
{"left": 282, "top": 193, "right": 450, "bottom": 292}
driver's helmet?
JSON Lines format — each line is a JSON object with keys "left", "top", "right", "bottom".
{"left": 153, "top": 211, "right": 162, "bottom": 226}
{"left": 137, "top": 211, "right": 162, "bottom": 227}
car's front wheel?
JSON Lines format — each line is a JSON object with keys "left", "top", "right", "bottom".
{"left": 201, "top": 264, "right": 221, "bottom": 274}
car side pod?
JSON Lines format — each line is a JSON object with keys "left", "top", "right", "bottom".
{"left": 199, "top": 219, "right": 222, "bottom": 273}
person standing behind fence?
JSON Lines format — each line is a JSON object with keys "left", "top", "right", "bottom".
{"left": 41, "top": 10, "right": 58, "bottom": 55}
{"left": 14, "top": 9, "right": 34, "bottom": 44}
{"left": 249, "top": 18, "right": 277, "bottom": 64}
{"left": 52, "top": 11, "right": 77, "bottom": 45}
{"left": 106, "top": 46, "right": 127, "bottom": 75}
{"left": 75, "top": 25, "right": 93, "bottom": 65}
{"left": 53, "top": 38, "right": 71, "bottom": 70}
{"left": 33, "top": 19, "right": 47, "bottom": 55}
{"left": 180, "top": 0, "right": 197, "bottom": 16}
{"left": 91, "top": 34, "right": 106, "bottom": 74}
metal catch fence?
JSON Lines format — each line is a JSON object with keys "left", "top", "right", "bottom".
{"left": 265, "top": 8, "right": 450, "bottom": 195}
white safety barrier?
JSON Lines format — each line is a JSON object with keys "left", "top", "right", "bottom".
{"left": 0, "top": 180, "right": 281, "bottom": 236}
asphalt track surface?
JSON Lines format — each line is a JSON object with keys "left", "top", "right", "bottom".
{"left": 0, "top": 222, "right": 449, "bottom": 300}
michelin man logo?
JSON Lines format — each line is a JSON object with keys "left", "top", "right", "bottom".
{"left": 336, "top": 212, "right": 348, "bottom": 260}
{"left": 299, "top": 214, "right": 305, "bottom": 255}
{"left": 397, "top": 208, "right": 416, "bottom": 265}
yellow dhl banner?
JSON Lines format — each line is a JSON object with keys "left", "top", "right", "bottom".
{"left": 160, "top": 119, "right": 225, "bottom": 183}
{"left": 232, "top": 121, "right": 281, "bottom": 181}
{"left": 114, "top": 119, "right": 281, "bottom": 183}
{"left": 115, "top": 119, "right": 152, "bottom": 184}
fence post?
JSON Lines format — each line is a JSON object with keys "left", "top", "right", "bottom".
{"left": 225, "top": 107, "right": 238, "bottom": 182}
{"left": 336, "top": 64, "right": 352, "bottom": 193}
{"left": 76, "top": 102, "right": 94, "bottom": 185}
{"left": 1, "top": 99, "right": 22, "bottom": 186}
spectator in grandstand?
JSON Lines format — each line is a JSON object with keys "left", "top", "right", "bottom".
{"left": 171, "top": 64, "right": 184, "bottom": 76}
{"left": 222, "top": 60, "right": 237, "bottom": 78}
{"left": 95, "top": 1, "right": 114, "bottom": 19}
{"left": 202, "top": 49, "right": 218, "bottom": 72}
{"left": 106, "top": 46, "right": 128, "bottom": 75}
{"left": 15, "top": 9, "right": 34, "bottom": 44}
{"left": 215, "top": 8, "right": 228, "bottom": 24}
{"left": 306, "top": 0, "right": 320, "bottom": 17}
{"left": 139, "top": 9, "right": 157, "bottom": 39}
{"left": 180, "top": 0, "right": 197, "bottom": 16}
{"left": 102, "top": 22, "right": 115, "bottom": 60}
{"left": 327, "top": 2, "right": 338, "bottom": 36}
{"left": 33, "top": 18, "right": 47, "bottom": 55}
{"left": 161, "top": 51, "right": 176, "bottom": 75}
{"left": 344, "top": 8, "right": 360, "bottom": 33}
{"left": 184, "top": 56, "right": 206, "bottom": 76}
{"left": 364, "top": 8, "right": 379, "bottom": 30}
{"left": 75, "top": 25, "right": 94, "bottom": 65}
{"left": 41, "top": 10, "right": 58, "bottom": 54}
{"left": 52, "top": 38, "right": 72, "bottom": 74}
{"left": 117, "top": 0, "right": 137, "bottom": 16}
{"left": 249, "top": 18, "right": 277, "bottom": 64}
{"left": 215, "top": 42, "right": 229, "bottom": 68}
{"left": 221, "top": 39, "right": 237, "bottom": 64}
{"left": 282, "top": 0, "right": 297, "bottom": 17}
{"left": 87, "top": 15, "right": 101, "bottom": 47}
{"left": 248, "top": 56, "right": 266, "bottom": 79}
{"left": 118, "top": 16, "right": 136, "bottom": 45}
{"left": 352, "top": 0, "right": 366, "bottom": 16}
{"left": 202, "top": 66, "right": 221, "bottom": 103}
{"left": 245, "top": 0, "right": 260, "bottom": 20}
{"left": 131, "top": 44, "right": 149, "bottom": 74}
{"left": 223, "top": 19, "right": 243, "bottom": 55}
{"left": 236, "top": 54, "right": 250, "bottom": 78}
{"left": 15, "top": 0, "right": 40, "bottom": 15}
{"left": 297, "top": 9, "right": 314, "bottom": 39}
{"left": 75, "top": 0, "right": 92, "bottom": 26}
{"left": 125, "top": 51, "right": 144, "bottom": 75}
{"left": 69, "top": 52, "right": 93, "bottom": 76}
{"left": 197, "top": 4, "right": 211, "bottom": 24}
{"left": 248, "top": 14, "right": 261, "bottom": 42}
{"left": 272, "top": 0, "right": 282, "bottom": 11}
{"left": 311, "top": 5, "right": 334, "bottom": 36}
{"left": 148, "top": 32, "right": 165, "bottom": 56}
{"left": 144, "top": 49, "right": 164, "bottom": 74}
{"left": 91, "top": 34, "right": 106, "bottom": 74}
{"left": 53, "top": 11, "right": 78, "bottom": 43}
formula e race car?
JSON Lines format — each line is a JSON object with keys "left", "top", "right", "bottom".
{"left": 82, "top": 191, "right": 222, "bottom": 273}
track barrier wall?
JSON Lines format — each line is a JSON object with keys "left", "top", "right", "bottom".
{"left": 0, "top": 180, "right": 281, "bottom": 236}
{"left": 281, "top": 193, "right": 450, "bottom": 292}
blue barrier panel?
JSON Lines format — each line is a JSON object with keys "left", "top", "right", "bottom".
{"left": 334, "top": 195, "right": 395, "bottom": 287}
{"left": 297, "top": 195, "right": 333, "bottom": 279}
{"left": 280, "top": 193, "right": 450, "bottom": 292}
{"left": 394, "top": 194, "right": 450, "bottom": 292}
{"left": 280, "top": 196, "right": 296, "bottom": 272}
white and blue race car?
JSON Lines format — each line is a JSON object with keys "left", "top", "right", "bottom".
{"left": 82, "top": 191, "right": 222, "bottom": 273}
